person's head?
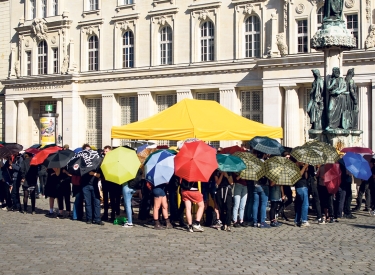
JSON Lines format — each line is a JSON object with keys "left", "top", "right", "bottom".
{"left": 82, "top": 143, "right": 91, "bottom": 150}
{"left": 217, "top": 147, "right": 222, "bottom": 154}
{"left": 282, "top": 151, "right": 291, "bottom": 159}
{"left": 332, "top": 67, "right": 340, "bottom": 78}
{"left": 63, "top": 144, "right": 70, "bottom": 150}
{"left": 24, "top": 152, "right": 32, "bottom": 159}
{"left": 103, "top": 145, "right": 111, "bottom": 155}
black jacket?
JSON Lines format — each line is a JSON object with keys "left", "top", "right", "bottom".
{"left": 20, "top": 158, "right": 38, "bottom": 187}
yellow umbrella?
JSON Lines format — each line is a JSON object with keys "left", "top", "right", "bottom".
{"left": 101, "top": 147, "right": 141, "bottom": 185}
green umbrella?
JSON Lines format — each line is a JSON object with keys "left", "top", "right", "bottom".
{"left": 233, "top": 151, "right": 266, "bottom": 181}
{"left": 265, "top": 156, "right": 301, "bottom": 186}
{"left": 291, "top": 146, "right": 327, "bottom": 166}
{"left": 216, "top": 154, "right": 246, "bottom": 172}
{"left": 302, "top": 141, "right": 340, "bottom": 164}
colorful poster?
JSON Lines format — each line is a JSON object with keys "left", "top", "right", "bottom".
{"left": 40, "top": 116, "right": 56, "bottom": 146}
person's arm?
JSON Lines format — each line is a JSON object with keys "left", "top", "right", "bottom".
{"left": 281, "top": 186, "right": 285, "bottom": 200}
{"left": 300, "top": 163, "right": 309, "bottom": 176}
{"left": 226, "top": 173, "right": 234, "bottom": 185}
{"left": 215, "top": 172, "right": 223, "bottom": 186}
{"left": 89, "top": 171, "right": 101, "bottom": 178}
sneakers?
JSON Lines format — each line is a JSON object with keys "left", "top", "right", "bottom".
{"left": 192, "top": 223, "right": 204, "bottom": 232}
{"left": 211, "top": 219, "right": 222, "bottom": 229}
{"left": 369, "top": 210, "right": 375, "bottom": 216}
{"left": 56, "top": 214, "right": 64, "bottom": 219}
{"left": 318, "top": 218, "right": 326, "bottom": 225}
{"left": 352, "top": 207, "right": 360, "bottom": 212}
{"left": 259, "top": 222, "right": 271, "bottom": 228}
{"left": 233, "top": 222, "right": 241, "bottom": 228}
{"left": 93, "top": 220, "right": 105, "bottom": 225}
{"left": 301, "top": 221, "right": 311, "bottom": 227}
{"left": 122, "top": 223, "right": 134, "bottom": 228}
{"left": 253, "top": 223, "right": 259, "bottom": 228}
{"left": 343, "top": 214, "right": 357, "bottom": 219}
{"left": 240, "top": 222, "right": 248, "bottom": 227}
{"left": 187, "top": 225, "right": 194, "bottom": 232}
{"left": 270, "top": 221, "right": 282, "bottom": 227}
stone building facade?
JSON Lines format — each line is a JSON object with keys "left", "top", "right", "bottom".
{"left": 1, "top": 0, "right": 375, "bottom": 150}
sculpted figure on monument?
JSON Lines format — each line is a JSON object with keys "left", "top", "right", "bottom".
{"left": 326, "top": 67, "right": 348, "bottom": 130}
{"left": 307, "top": 69, "right": 324, "bottom": 130}
{"left": 323, "top": 0, "right": 344, "bottom": 21}
{"left": 343, "top": 68, "right": 358, "bottom": 129}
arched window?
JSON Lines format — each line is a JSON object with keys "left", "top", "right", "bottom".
{"left": 160, "top": 26, "right": 172, "bottom": 65}
{"left": 123, "top": 31, "right": 134, "bottom": 68}
{"left": 38, "top": 40, "right": 47, "bottom": 74}
{"left": 317, "top": 7, "right": 324, "bottom": 30}
{"left": 88, "top": 35, "right": 99, "bottom": 71}
{"left": 200, "top": 21, "right": 214, "bottom": 61}
{"left": 244, "top": 16, "right": 260, "bottom": 58}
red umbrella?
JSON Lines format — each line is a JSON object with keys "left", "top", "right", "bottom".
{"left": 341, "top": 147, "right": 373, "bottom": 155}
{"left": 220, "top": 145, "right": 246, "bottom": 154}
{"left": 322, "top": 163, "right": 341, "bottom": 194}
{"left": 25, "top": 148, "right": 40, "bottom": 155}
{"left": 30, "top": 146, "right": 62, "bottom": 165}
{"left": 174, "top": 140, "right": 218, "bottom": 182}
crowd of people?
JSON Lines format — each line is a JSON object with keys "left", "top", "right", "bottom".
{"left": 1, "top": 143, "right": 375, "bottom": 233}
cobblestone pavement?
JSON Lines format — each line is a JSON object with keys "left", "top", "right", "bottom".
{"left": 1, "top": 196, "right": 375, "bottom": 275}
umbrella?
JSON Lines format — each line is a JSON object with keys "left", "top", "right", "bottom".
{"left": 322, "top": 164, "right": 341, "bottom": 194}
{"left": 342, "top": 152, "right": 372, "bottom": 180}
{"left": 291, "top": 146, "right": 327, "bottom": 166}
{"left": 0, "top": 143, "right": 23, "bottom": 159}
{"left": 73, "top": 147, "right": 83, "bottom": 153}
{"left": 25, "top": 148, "right": 40, "bottom": 155}
{"left": 220, "top": 145, "right": 246, "bottom": 155}
{"left": 68, "top": 150, "right": 102, "bottom": 176}
{"left": 302, "top": 141, "right": 340, "bottom": 164}
{"left": 341, "top": 147, "right": 373, "bottom": 155}
{"left": 177, "top": 138, "right": 200, "bottom": 149}
{"left": 264, "top": 156, "right": 301, "bottom": 186}
{"left": 144, "top": 149, "right": 178, "bottom": 165}
{"left": 136, "top": 144, "right": 148, "bottom": 154}
{"left": 101, "top": 147, "right": 141, "bottom": 184}
{"left": 216, "top": 154, "right": 246, "bottom": 172}
{"left": 249, "top": 136, "right": 285, "bottom": 156}
{"left": 43, "top": 149, "right": 75, "bottom": 168}
{"left": 145, "top": 150, "right": 175, "bottom": 186}
{"left": 174, "top": 140, "right": 218, "bottom": 182}
{"left": 137, "top": 148, "right": 157, "bottom": 164}
{"left": 30, "top": 146, "right": 62, "bottom": 165}
{"left": 233, "top": 152, "right": 265, "bottom": 180}
{"left": 29, "top": 144, "right": 41, "bottom": 149}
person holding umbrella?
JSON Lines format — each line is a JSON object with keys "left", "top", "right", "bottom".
{"left": 1, "top": 157, "right": 14, "bottom": 211}
{"left": 19, "top": 152, "right": 38, "bottom": 214}
{"left": 214, "top": 170, "right": 234, "bottom": 231}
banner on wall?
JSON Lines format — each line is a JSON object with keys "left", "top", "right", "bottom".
{"left": 40, "top": 116, "right": 56, "bottom": 146}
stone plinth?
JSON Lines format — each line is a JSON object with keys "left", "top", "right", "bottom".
{"left": 309, "top": 128, "right": 363, "bottom": 149}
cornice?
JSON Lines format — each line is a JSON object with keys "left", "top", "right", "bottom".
{"left": 77, "top": 18, "right": 104, "bottom": 27}
{"left": 15, "top": 19, "right": 73, "bottom": 34}
{"left": 1, "top": 75, "right": 74, "bottom": 88}
{"left": 188, "top": 1, "right": 222, "bottom": 11}
{"left": 231, "top": 0, "right": 267, "bottom": 5}
{"left": 111, "top": 13, "right": 140, "bottom": 22}
{"left": 148, "top": 7, "right": 179, "bottom": 16}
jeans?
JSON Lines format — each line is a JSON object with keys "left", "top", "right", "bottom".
{"left": 244, "top": 182, "right": 254, "bottom": 222}
{"left": 38, "top": 174, "right": 47, "bottom": 196}
{"left": 356, "top": 180, "right": 371, "bottom": 209}
{"left": 295, "top": 187, "right": 309, "bottom": 223}
{"left": 82, "top": 184, "right": 101, "bottom": 222}
{"left": 123, "top": 184, "right": 135, "bottom": 224}
{"left": 72, "top": 192, "right": 83, "bottom": 220}
{"left": 11, "top": 181, "right": 21, "bottom": 210}
{"left": 336, "top": 184, "right": 352, "bottom": 217}
{"left": 233, "top": 183, "right": 247, "bottom": 222}
{"left": 252, "top": 185, "right": 269, "bottom": 224}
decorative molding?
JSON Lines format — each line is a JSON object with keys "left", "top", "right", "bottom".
{"left": 111, "top": 13, "right": 140, "bottom": 22}
{"left": 24, "top": 39, "right": 30, "bottom": 48}
{"left": 276, "top": 33, "right": 288, "bottom": 57}
{"left": 82, "top": 9, "right": 100, "bottom": 18}
{"left": 115, "top": 4, "right": 136, "bottom": 12}
{"left": 283, "top": 0, "right": 288, "bottom": 32}
{"left": 231, "top": 0, "right": 266, "bottom": 4}
{"left": 295, "top": 3, "right": 305, "bottom": 14}
{"left": 81, "top": 25, "right": 99, "bottom": 36}
{"left": 309, "top": 0, "right": 325, "bottom": 6}
{"left": 365, "top": 25, "right": 375, "bottom": 49}
{"left": 31, "top": 18, "right": 48, "bottom": 41}
{"left": 188, "top": 1, "right": 222, "bottom": 11}
{"left": 77, "top": 18, "right": 104, "bottom": 27}
{"left": 345, "top": 0, "right": 355, "bottom": 9}
{"left": 51, "top": 36, "right": 57, "bottom": 44}
{"left": 148, "top": 7, "right": 178, "bottom": 17}
{"left": 153, "top": 0, "right": 173, "bottom": 7}
{"left": 366, "top": 0, "right": 371, "bottom": 23}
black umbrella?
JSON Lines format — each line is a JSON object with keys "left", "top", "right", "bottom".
{"left": 0, "top": 143, "right": 23, "bottom": 159}
{"left": 249, "top": 136, "right": 285, "bottom": 156}
{"left": 44, "top": 149, "right": 75, "bottom": 169}
{"left": 29, "top": 144, "right": 42, "bottom": 149}
{"left": 67, "top": 150, "right": 102, "bottom": 176}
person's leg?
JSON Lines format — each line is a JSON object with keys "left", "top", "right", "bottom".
{"left": 355, "top": 181, "right": 365, "bottom": 210}
{"left": 301, "top": 187, "right": 309, "bottom": 223}
{"left": 184, "top": 200, "right": 192, "bottom": 225}
{"left": 269, "top": 201, "right": 277, "bottom": 222}
{"left": 166, "top": 183, "right": 178, "bottom": 221}
{"left": 344, "top": 185, "right": 353, "bottom": 216}
{"left": 310, "top": 182, "right": 322, "bottom": 219}
{"left": 224, "top": 188, "right": 233, "bottom": 226}
{"left": 238, "top": 185, "right": 247, "bottom": 223}
{"left": 30, "top": 188, "right": 36, "bottom": 212}
{"left": 122, "top": 185, "right": 134, "bottom": 224}
{"left": 92, "top": 184, "right": 102, "bottom": 223}
{"left": 252, "top": 187, "right": 260, "bottom": 225}
{"left": 153, "top": 197, "right": 162, "bottom": 220}
{"left": 337, "top": 187, "right": 346, "bottom": 218}
{"left": 101, "top": 181, "right": 109, "bottom": 219}
{"left": 259, "top": 186, "right": 269, "bottom": 224}
{"left": 196, "top": 200, "right": 205, "bottom": 222}
{"left": 160, "top": 196, "right": 169, "bottom": 219}
{"left": 364, "top": 181, "right": 371, "bottom": 210}
{"left": 215, "top": 190, "right": 225, "bottom": 225}
{"left": 244, "top": 182, "right": 254, "bottom": 222}
{"left": 232, "top": 183, "right": 241, "bottom": 223}
{"left": 23, "top": 189, "right": 29, "bottom": 212}
{"left": 72, "top": 192, "right": 81, "bottom": 220}
{"left": 294, "top": 188, "right": 302, "bottom": 224}
{"left": 82, "top": 185, "right": 92, "bottom": 223}
{"left": 49, "top": 197, "right": 55, "bottom": 211}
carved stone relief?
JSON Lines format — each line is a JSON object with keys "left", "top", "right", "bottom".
{"left": 365, "top": 24, "right": 375, "bottom": 49}
{"left": 345, "top": 0, "right": 355, "bottom": 9}
{"left": 295, "top": 3, "right": 305, "bottom": 14}
{"left": 32, "top": 18, "right": 48, "bottom": 40}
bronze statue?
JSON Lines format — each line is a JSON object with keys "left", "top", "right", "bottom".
{"left": 307, "top": 69, "right": 324, "bottom": 130}
{"left": 323, "top": 0, "right": 344, "bottom": 21}
{"left": 326, "top": 67, "right": 348, "bottom": 130}
{"left": 344, "top": 68, "right": 358, "bottom": 129}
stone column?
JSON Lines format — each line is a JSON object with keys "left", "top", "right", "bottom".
{"left": 283, "top": 85, "right": 300, "bottom": 148}
{"left": 62, "top": 93, "right": 82, "bottom": 149}
{"left": 55, "top": 99, "right": 63, "bottom": 145}
{"left": 358, "top": 84, "right": 370, "bottom": 147}
{"left": 101, "top": 94, "right": 119, "bottom": 147}
{"left": 219, "top": 87, "right": 239, "bottom": 147}
{"left": 323, "top": 48, "right": 343, "bottom": 78}
{"left": 5, "top": 99, "right": 17, "bottom": 143}
{"left": 137, "top": 91, "right": 156, "bottom": 121}
{"left": 176, "top": 89, "right": 193, "bottom": 102}
{"left": 16, "top": 100, "right": 30, "bottom": 147}
{"left": 262, "top": 85, "right": 282, "bottom": 128}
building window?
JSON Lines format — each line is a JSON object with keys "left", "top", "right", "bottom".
{"left": 41, "top": 0, "right": 47, "bottom": 17}
{"left": 297, "top": 20, "right": 308, "bottom": 53}
{"left": 86, "top": 98, "right": 102, "bottom": 149}
{"left": 156, "top": 94, "right": 177, "bottom": 146}
{"left": 26, "top": 51, "right": 32, "bottom": 76}
{"left": 241, "top": 91, "right": 263, "bottom": 123}
{"left": 160, "top": 26, "right": 172, "bottom": 65}
{"left": 89, "top": 0, "right": 99, "bottom": 10}
{"left": 244, "top": 16, "right": 261, "bottom": 58}
{"left": 30, "top": 0, "right": 36, "bottom": 19}
{"left": 123, "top": 31, "right": 134, "bottom": 68}
{"left": 52, "top": 0, "right": 58, "bottom": 16}
{"left": 200, "top": 21, "right": 214, "bottom": 61}
{"left": 88, "top": 35, "right": 99, "bottom": 71}
{"left": 317, "top": 7, "right": 323, "bottom": 30}
{"left": 196, "top": 92, "right": 220, "bottom": 103}
{"left": 38, "top": 41, "right": 47, "bottom": 75}
{"left": 122, "top": 0, "right": 133, "bottom": 4}
{"left": 53, "top": 48, "right": 59, "bottom": 74}
{"left": 346, "top": 14, "right": 358, "bottom": 48}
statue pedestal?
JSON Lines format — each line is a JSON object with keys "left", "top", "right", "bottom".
{"left": 309, "top": 129, "right": 363, "bottom": 149}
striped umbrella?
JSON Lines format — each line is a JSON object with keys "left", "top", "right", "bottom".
{"left": 145, "top": 150, "right": 175, "bottom": 186}
{"left": 302, "top": 141, "right": 339, "bottom": 164}
{"left": 233, "top": 151, "right": 266, "bottom": 181}
{"left": 265, "top": 156, "right": 301, "bottom": 186}
{"left": 291, "top": 146, "right": 327, "bottom": 166}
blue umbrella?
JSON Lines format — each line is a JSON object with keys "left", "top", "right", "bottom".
{"left": 249, "top": 136, "right": 285, "bottom": 156}
{"left": 145, "top": 150, "right": 175, "bottom": 186}
{"left": 136, "top": 144, "right": 148, "bottom": 154}
{"left": 343, "top": 152, "right": 372, "bottom": 180}
{"left": 74, "top": 147, "right": 82, "bottom": 153}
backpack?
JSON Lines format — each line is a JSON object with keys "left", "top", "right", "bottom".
{"left": 204, "top": 206, "right": 217, "bottom": 227}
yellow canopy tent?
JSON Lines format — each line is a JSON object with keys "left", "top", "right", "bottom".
{"left": 111, "top": 98, "right": 283, "bottom": 140}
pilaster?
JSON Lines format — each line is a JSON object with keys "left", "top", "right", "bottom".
{"left": 101, "top": 94, "right": 119, "bottom": 147}
{"left": 5, "top": 99, "right": 17, "bottom": 143}
{"left": 262, "top": 84, "right": 282, "bottom": 128}
{"left": 219, "top": 87, "right": 239, "bottom": 147}
{"left": 283, "top": 85, "right": 300, "bottom": 148}
{"left": 358, "top": 84, "right": 370, "bottom": 147}
{"left": 56, "top": 98, "right": 63, "bottom": 145}
{"left": 137, "top": 91, "right": 156, "bottom": 120}
{"left": 62, "top": 91, "right": 82, "bottom": 149}
{"left": 176, "top": 89, "right": 193, "bottom": 102}
{"left": 16, "top": 100, "right": 30, "bottom": 148}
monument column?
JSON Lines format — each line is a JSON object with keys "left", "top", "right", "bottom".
{"left": 137, "top": 91, "right": 156, "bottom": 120}
{"left": 283, "top": 85, "right": 300, "bottom": 148}
{"left": 16, "top": 100, "right": 30, "bottom": 147}
{"left": 358, "top": 84, "right": 370, "bottom": 147}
